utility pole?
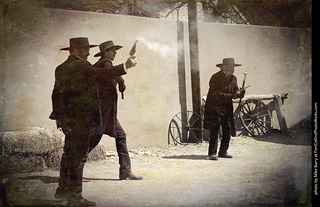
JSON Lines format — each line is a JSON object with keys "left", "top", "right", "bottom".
{"left": 188, "top": 0, "right": 202, "bottom": 143}
{"left": 177, "top": 21, "right": 188, "bottom": 143}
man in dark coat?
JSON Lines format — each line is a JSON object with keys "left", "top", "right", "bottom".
{"left": 204, "top": 58, "right": 245, "bottom": 161}
{"left": 49, "top": 37, "right": 137, "bottom": 206}
{"left": 89, "top": 40, "right": 142, "bottom": 180}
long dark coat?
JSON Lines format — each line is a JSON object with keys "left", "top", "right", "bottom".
{"left": 49, "top": 54, "right": 127, "bottom": 167}
{"left": 93, "top": 58, "right": 125, "bottom": 138}
{"left": 49, "top": 55, "right": 126, "bottom": 125}
{"left": 203, "top": 70, "right": 239, "bottom": 135}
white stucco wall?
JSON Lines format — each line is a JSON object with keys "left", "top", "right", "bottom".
{"left": 0, "top": 3, "right": 311, "bottom": 149}
{"left": 196, "top": 22, "right": 311, "bottom": 129}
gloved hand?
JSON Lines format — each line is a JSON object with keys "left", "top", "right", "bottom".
{"left": 235, "top": 88, "right": 246, "bottom": 99}
{"left": 118, "top": 83, "right": 126, "bottom": 93}
{"left": 125, "top": 55, "right": 137, "bottom": 69}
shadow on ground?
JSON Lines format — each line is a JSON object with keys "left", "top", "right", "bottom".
{"left": 162, "top": 154, "right": 208, "bottom": 160}
{"left": 16, "top": 175, "right": 120, "bottom": 183}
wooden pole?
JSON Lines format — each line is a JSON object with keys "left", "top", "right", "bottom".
{"left": 188, "top": 0, "right": 202, "bottom": 142}
{"left": 177, "top": 21, "right": 188, "bottom": 143}
{"left": 188, "top": 0, "right": 201, "bottom": 115}
{"left": 274, "top": 95, "right": 290, "bottom": 136}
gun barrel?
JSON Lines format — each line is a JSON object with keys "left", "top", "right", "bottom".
{"left": 241, "top": 72, "right": 247, "bottom": 88}
{"left": 243, "top": 85, "right": 251, "bottom": 90}
{"left": 129, "top": 40, "right": 138, "bottom": 56}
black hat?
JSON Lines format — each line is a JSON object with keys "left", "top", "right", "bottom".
{"left": 94, "top": 41, "right": 123, "bottom": 57}
{"left": 60, "top": 37, "right": 98, "bottom": 51}
{"left": 216, "top": 58, "right": 241, "bottom": 67}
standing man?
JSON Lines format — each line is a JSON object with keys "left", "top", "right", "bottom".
{"left": 89, "top": 40, "right": 142, "bottom": 180}
{"left": 203, "top": 58, "right": 245, "bottom": 161}
{"left": 49, "top": 37, "right": 137, "bottom": 206}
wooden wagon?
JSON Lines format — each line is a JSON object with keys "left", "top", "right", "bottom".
{"left": 168, "top": 93, "right": 289, "bottom": 145}
{"left": 233, "top": 93, "right": 289, "bottom": 137}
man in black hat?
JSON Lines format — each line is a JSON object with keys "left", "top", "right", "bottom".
{"left": 203, "top": 58, "right": 245, "bottom": 161}
{"left": 49, "top": 37, "right": 137, "bottom": 206}
{"left": 89, "top": 40, "right": 142, "bottom": 180}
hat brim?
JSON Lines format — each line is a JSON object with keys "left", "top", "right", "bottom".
{"left": 94, "top": 45, "right": 122, "bottom": 57}
{"left": 60, "top": 45, "right": 98, "bottom": 51}
{"left": 216, "top": 63, "right": 241, "bottom": 67}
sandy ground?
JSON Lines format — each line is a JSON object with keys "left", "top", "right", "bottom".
{"left": 0, "top": 133, "right": 312, "bottom": 207}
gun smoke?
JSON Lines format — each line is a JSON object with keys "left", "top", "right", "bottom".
{"left": 137, "top": 36, "right": 175, "bottom": 58}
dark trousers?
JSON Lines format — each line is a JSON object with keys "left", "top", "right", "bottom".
{"left": 208, "top": 116, "right": 231, "bottom": 156}
{"left": 58, "top": 120, "right": 90, "bottom": 196}
{"left": 89, "top": 119, "right": 131, "bottom": 174}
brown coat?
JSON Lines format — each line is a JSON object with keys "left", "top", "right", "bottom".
{"left": 49, "top": 55, "right": 126, "bottom": 126}
{"left": 203, "top": 70, "right": 239, "bottom": 135}
{"left": 93, "top": 58, "right": 125, "bottom": 138}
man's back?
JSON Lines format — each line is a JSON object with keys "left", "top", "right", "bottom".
{"left": 52, "top": 55, "right": 98, "bottom": 119}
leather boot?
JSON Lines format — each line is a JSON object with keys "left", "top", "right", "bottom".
{"left": 209, "top": 154, "right": 218, "bottom": 160}
{"left": 67, "top": 169, "right": 96, "bottom": 206}
{"left": 67, "top": 195, "right": 96, "bottom": 206}
{"left": 55, "top": 165, "right": 70, "bottom": 200}
{"left": 218, "top": 152, "right": 233, "bottom": 158}
{"left": 68, "top": 168, "right": 83, "bottom": 196}
{"left": 120, "top": 172, "right": 143, "bottom": 180}
{"left": 119, "top": 169, "right": 143, "bottom": 180}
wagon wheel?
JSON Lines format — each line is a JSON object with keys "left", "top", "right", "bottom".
{"left": 168, "top": 111, "right": 203, "bottom": 145}
{"left": 239, "top": 100, "right": 272, "bottom": 137}
{"left": 168, "top": 119, "right": 183, "bottom": 145}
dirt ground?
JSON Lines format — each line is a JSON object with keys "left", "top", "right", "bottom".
{"left": 0, "top": 133, "right": 312, "bottom": 207}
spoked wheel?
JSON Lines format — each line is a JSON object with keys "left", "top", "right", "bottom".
{"left": 239, "top": 100, "right": 272, "bottom": 137}
{"left": 168, "top": 111, "right": 203, "bottom": 145}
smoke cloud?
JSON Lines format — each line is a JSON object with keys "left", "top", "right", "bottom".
{"left": 137, "top": 36, "right": 175, "bottom": 58}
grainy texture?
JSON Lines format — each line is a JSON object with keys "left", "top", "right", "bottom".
{"left": 0, "top": 134, "right": 311, "bottom": 207}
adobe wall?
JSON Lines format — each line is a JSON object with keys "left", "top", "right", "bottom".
{"left": 196, "top": 22, "right": 311, "bottom": 130}
{"left": 0, "top": 3, "right": 311, "bottom": 149}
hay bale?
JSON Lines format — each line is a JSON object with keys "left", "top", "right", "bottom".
{"left": 0, "top": 127, "right": 107, "bottom": 174}
{"left": 1, "top": 127, "right": 64, "bottom": 155}
{"left": 0, "top": 127, "right": 64, "bottom": 174}
{"left": 1, "top": 155, "right": 47, "bottom": 174}
{"left": 45, "top": 148, "right": 64, "bottom": 170}
{"left": 87, "top": 144, "right": 106, "bottom": 162}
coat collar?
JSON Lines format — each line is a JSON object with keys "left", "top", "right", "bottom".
{"left": 218, "top": 70, "right": 235, "bottom": 79}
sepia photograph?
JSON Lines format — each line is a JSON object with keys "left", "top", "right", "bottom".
{"left": 0, "top": 0, "right": 312, "bottom": 206}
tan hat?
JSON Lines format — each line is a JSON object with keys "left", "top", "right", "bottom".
{"left": 216, "top": 58, "right": 241, "bottom": 67}
{"left": 94, "top": 41, "right": 123, "bottom": 57}
{"left": 60, "top": 37, "right": 98, "bottom": 51}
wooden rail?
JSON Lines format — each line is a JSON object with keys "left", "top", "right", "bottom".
{"left": 233, "top": 93, "right": 289, "bottom": 136}
{"left": 233, "top": 93, "right": 288, "bottom": 103}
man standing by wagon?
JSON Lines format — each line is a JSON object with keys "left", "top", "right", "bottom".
{"left": 203, "top": 58, "right": 245, "bottom": 161}
{"left": 49, "top": 37, "right": 137, "bottom": 206}
{"left": 89, "top": 40, "right": 142, "bottom": 180}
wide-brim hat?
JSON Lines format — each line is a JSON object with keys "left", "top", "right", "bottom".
{"left": 94, "top": 41, "right": 123, "bottom": 57}
{"left": 216, "top": 58, "right": 241, "bottom": 67}
{"left": 60, "top": 37, "right": 98, "bottom": 51}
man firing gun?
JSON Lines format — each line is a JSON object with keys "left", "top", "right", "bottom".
{"left": 91, "top": 40, "right": 142, "bottom": 181}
